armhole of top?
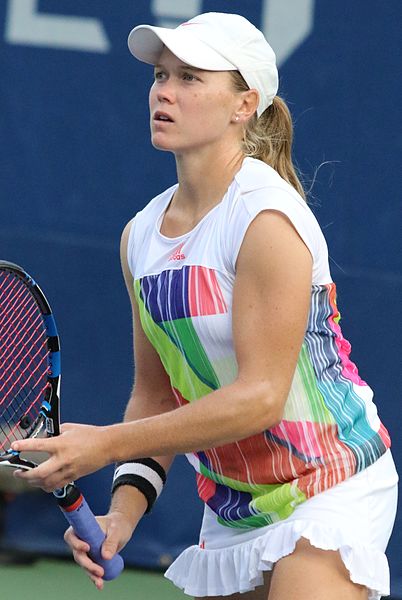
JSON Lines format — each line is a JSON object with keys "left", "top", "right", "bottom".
{"left": 237, "top": 193, "right": 315, "bottom": 255}
{"left": 227, "top": 189, "right": 330, "bottom": 284}
{"left": 125, "top": 215, "right": 137, "bottom": 279}
{"left": 238, "top": 207, "right": 314, "bottom": 267}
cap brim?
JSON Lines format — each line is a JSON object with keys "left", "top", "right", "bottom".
{"left": 128, "top": 25, "right": 236, "bottom": 71}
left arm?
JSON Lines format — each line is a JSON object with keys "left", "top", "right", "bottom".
{"left": 13, "top": 210, "right": 312, "bottom": 490}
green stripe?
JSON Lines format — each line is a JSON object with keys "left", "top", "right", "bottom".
{"left": 135, "top": 281, "right": 212, "bottom": 401}
{"left": 297, "top": 343, "right": 335, "bottom": 423}
{"left": 162, "top": 318, "right": 220, "bottom": 390}
{"left": 217, "top": 513, "right": 275, "bottom": 528}
{"left": 199, "top": 461, "right": 253, "bottom": 491}
{"left": 216, "top": 482, "right": 306, "bottom": 529}
{"left": 251, "top": 481, "right": 305, "bottom": 519}
{"left": 199, "top": 461, "right": 287, "bottom": 494}
{"left": 217, "top": 483, "right": 306, "bottom": 529}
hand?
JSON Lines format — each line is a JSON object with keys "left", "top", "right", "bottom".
{"left": 11, "top": 423, "right": 112, "bottom": 491}
{"left": 65, "top": 510, "right": 136, "bottom": 590}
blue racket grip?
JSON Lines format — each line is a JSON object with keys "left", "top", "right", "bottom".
{"left": 55, "top": 485, "right": 124, "bottom": 580}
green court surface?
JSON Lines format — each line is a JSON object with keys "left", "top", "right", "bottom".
{"left": 0, "top": 558, "right": 188, "bottom": 600}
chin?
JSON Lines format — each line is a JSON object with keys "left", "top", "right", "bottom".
{"left": 150, "top": 132, "right": 171, "bottom": 149}
{"left": 151, "top": 135, "right": 184, "bottom": 153}
{"left": 151, "top": 140, "right": 175, "bottom": 152}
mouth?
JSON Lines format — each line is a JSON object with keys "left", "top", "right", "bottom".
{"left": 153, "top": 111, "right": 174, "bottom": 123}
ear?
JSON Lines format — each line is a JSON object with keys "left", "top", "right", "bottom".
{"left": 232, "top": 89, "right": 259, "bottom": 123}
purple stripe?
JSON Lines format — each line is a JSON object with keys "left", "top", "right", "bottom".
{"left": 140, "top": 268, "right": 191, "bottom": 323}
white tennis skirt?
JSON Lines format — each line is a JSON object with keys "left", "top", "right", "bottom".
{"left": 165, "top": 450, "right": 398, "bottom": 599}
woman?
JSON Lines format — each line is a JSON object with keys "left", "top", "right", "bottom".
{"left": 13, "top": 12, "right": 398, "bottom": 600}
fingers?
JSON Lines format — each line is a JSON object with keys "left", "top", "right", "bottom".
{"left": 64, "top": 526, "right": 105, "bottom": 587}
{"left": 65, "top": 513, "right": 131, "bottom": 587}
{"left": 64, "top": 526, "right": 90, "bottom": 555}
{"left": 13, "top": 457, "right": 70, "bottom": 492}
{"left": 73, "top": 546, "right": 104, "bottom": 578}
{"left": 11, "top": 436, "right": 55, "bottom": 453}
{"left": 13, "top": 457, "right": 56, "bottom": 481}
{"left": 89, "top": 574, "right": 104, "bottom": 591}
{"left": 11, "top": 436, "right": 66, "bottom": 490}
{"left": 11, "top": 423, "right": 83, "bottom": 453}
{"left": 12, "top": 423, "right": 105, "bottom": 491}
{"left": 101, "top": 533, "right": 119, "bottom": 561}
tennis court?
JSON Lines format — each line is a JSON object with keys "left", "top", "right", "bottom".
{"left": 1, "top": 558, "right": 399, "bottom": 600}
{"left": 0, "top": 558, "right": 187, "bottom": 600}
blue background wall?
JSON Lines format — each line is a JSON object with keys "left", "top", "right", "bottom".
{"left": 1, "top": 0, "right": 401, "bottom": 594}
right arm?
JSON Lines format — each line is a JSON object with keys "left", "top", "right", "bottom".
{"left": 66, "top": 219, "right": 177, "bottom": 588}
{"left": 107, "top": 217, "right": 177, "bottom": 534}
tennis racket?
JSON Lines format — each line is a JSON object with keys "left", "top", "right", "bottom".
{"left": 0, "top": 260, "right": 124, "bottom": 580}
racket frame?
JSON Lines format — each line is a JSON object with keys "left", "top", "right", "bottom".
{"left": 0, "top": 260, "right": 124, "bottom": 580}
{"left": 0, "top": 260, "right": 60, "bottom": 466}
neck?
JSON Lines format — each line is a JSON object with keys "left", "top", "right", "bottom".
{"left": 173, "top": 143, "right": 245, "bottom": 215}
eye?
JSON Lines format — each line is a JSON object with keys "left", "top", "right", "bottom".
{"left": 182, "top": 72, "right": 198, "bottom": 82}
{"left": 154, "top": 70, "right": 167, "bottom": 81}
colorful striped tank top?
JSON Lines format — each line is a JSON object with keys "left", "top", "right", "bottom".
{"left": 128, "top": 157, "right": 390, "bottom": 529}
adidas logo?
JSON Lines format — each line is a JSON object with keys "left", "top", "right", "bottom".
{"left": 168, "top": 243, "right": 186, "bottom": 261}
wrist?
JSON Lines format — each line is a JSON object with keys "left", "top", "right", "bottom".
{"left": 109, "top": 486, "right": 148, "bottom": 527}
{"left": 112, "top": 458, "right": 167, "bottom": 514}
{"left": 104, "top": 423, "right": 131, "bottom": 464}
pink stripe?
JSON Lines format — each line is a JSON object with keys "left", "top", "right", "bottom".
{"left": 270, "top": 420, "right": 324, "bottom": 458}
{"left": 188, "top": 266, "right": 227, "bottom": 317}
{"left": 326, "top": 284, "right": 366, "bottom": 386}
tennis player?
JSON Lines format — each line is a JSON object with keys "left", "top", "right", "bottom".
{"left": 13, "top": 12, "right": 398, "bottom": 600}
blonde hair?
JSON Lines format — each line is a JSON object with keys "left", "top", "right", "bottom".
{"left": 230, "top": 72, "right": 306, "bottom": 200}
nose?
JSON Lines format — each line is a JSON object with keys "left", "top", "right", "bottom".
{"left": 155, "top": 80, "right": 175, "bottom": 105}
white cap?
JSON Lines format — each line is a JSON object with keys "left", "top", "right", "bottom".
{"left": 128, "top": 12, "right": 278, "bottom": 117}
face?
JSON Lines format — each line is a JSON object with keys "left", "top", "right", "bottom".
{"left": 149, "top": 47, "right": 241, "bottom": 155}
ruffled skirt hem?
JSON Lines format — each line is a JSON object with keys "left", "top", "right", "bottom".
{"left": 164, "top": 519, "right": 390, "bottom": 598}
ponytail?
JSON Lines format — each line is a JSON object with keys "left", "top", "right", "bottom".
{"left": 230, "top": 73, "right": 305, "bottom": 200}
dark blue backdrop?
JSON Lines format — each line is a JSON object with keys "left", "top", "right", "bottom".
{"left": 1, "top": 0, "right": 401, "bottom": 594}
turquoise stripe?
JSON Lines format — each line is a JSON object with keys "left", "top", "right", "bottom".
{"left": 316, "top": 379, "right": 387, "bottom": 470}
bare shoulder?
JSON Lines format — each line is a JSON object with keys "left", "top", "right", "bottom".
{"left": 236, "top": 209, "right": 313, "bottom": 279}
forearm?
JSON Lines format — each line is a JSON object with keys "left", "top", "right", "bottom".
{"left": 109, "top": 390, "right": 176, "bottom": 518}
{"left": 106, "top": 378, "right": 283, "bottom": 464}
{"left": 122, "top": 389, "right": 176, "bottom": 469}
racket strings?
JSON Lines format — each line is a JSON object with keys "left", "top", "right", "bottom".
{"left": 0, "top": 328, "right": 49, "bottom": 400}
{"left": 0, "top": 277, "right": 43, "bottom": 363}
{"left": 0, "top": 271, "right": 50, "bottom": 448}
{"left": 0, "top": 280, "right": 49, "bottom": 397}
{"left": 0, "top": 288, "right": 43, "bottom": 359}
{"left": 0, "top": 275, "right": 43, "bottom": 347}
{"left": 0, "top": 383, "right": 51, "bottom": 450}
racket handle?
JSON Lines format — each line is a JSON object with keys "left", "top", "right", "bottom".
{"left": 54, "top": 484, "right": 124, "bottom": 581}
